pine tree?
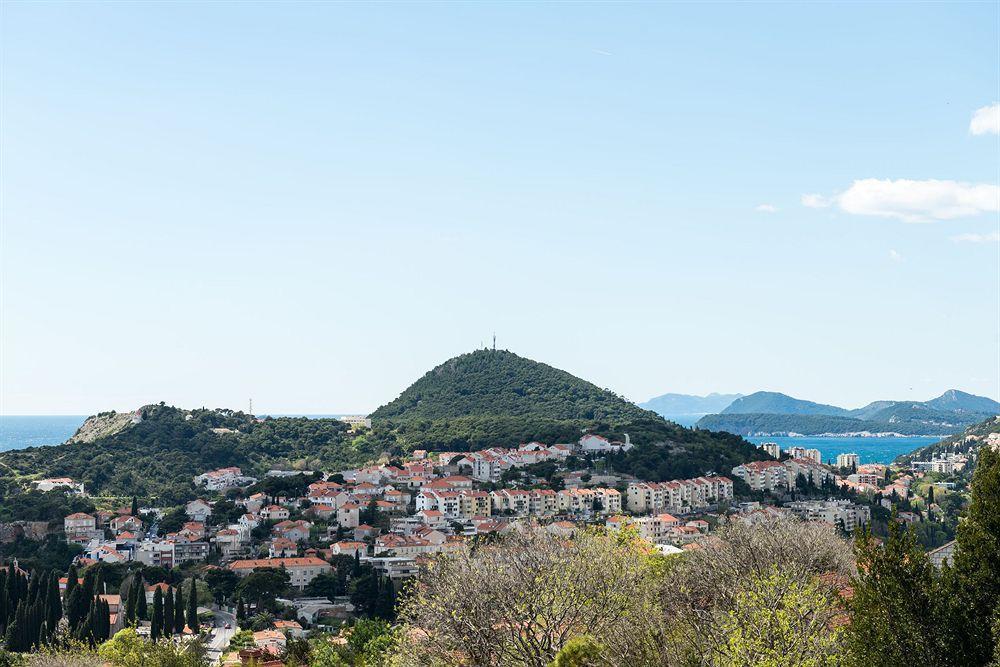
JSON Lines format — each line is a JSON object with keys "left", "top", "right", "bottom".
{"left": 151, "top": 588, "right": 163, "bottom": 641}
{"left": 173, "top": 585, "right": 185, "bottom": 633}
{"left": 186, "top": 578, "right": 199, "bottom": 634}
{"left": 846, "top": 514, "right": 944, "bottom": 665}
{"left": 942, "top": 445, "right": 1000, "bottom": 664}
{"left": 162, "top": 585, "right": 174, "bottom": 636}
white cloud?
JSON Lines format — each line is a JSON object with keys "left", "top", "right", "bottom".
{"left": 802, "top": 179, "right": 1000, "bottom": 223}
{"left": 755, "top": 204, "right": 777, "bottom": 213}
{"left": 970, "top": 103, "right": 1000, "bottom": 135}
{"left": 888, "top": 249, "right": 902, "bottom": 262}
{"left": 801, "top": 193, "right": 833, "bottom": 208}
{"left": 951, "top": 231, "right": 1000, "bottom": 244}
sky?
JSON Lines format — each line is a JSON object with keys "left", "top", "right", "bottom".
{"left": 1, "top": 2, "right": 998, "bottom": 416}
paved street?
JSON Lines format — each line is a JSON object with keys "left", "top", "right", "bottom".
{"left": 204, "top": 607, "right": 238, "bottom": 665}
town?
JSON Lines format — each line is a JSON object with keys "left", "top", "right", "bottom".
{"left": 10, "top": 426, "right": 973, "bottom": 665}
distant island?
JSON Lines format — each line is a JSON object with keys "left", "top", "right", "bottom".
{"left": 638, "top": 392, "right": 743, "bottom": 420}
{"left": 691, "top": 389, "right": 999, "bottom": 437}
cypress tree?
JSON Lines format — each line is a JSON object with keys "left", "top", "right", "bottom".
{"left": 173, "top": 585, "right": 185, "bottom": 633}
{"left": 65, "top": 586, "right": 86, "bottom": 633}
{"left": 65, "top": 564, "right": 79, "bottom": 599}
{"left": 135, "top": 577, "right": 148, "bottom": 621}
{"left": 236, "top": 596, "right": 245, "bottom": 623}
{"left": 151, "top": 588, "right": 163, "bottom": 641}
{"left": 45, "top": 571, "right": 61, "bottom": 638}
{"left": 26, "top": 573, "right": 39, "bottom": 609}
{"left": 0, "top": 570, "right": 8, "bottom": 632}
{"left": 5, "top": 570, "right": 20, "bottom": 620}
{"left": 124, "top": 577, "right": 138, "bottom": 625}
{"left": 186, "top": 578, "right": 199, "bottom": 633}
{"left": 162, "top": 585, "right": 174, "bottom": 636}
{"left": 131, "top": 496, "right": 139, "bottom": 518}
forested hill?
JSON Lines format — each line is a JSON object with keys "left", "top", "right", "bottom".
{"left": 370, "top": 349, "right": 766, "bottom": 481}
{"left": 721, "top": 392, "right": 849, "bottom": 416}
{"left": 371, "top": 349, "right": 654, "bottom": 422}
{"left": 895, "top": 415, "right": 1000, "bottom": 465}
{"left": 0, "top": 405, "right": 379, "bottom": 505}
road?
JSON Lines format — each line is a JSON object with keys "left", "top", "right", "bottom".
{"left": 204, "top": 607, "right": 238, "bottom": 665}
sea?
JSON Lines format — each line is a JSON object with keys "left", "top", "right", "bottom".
{"left": 661, "top": 414, "right": 939, "bottom": 464}
{"left": 745, "top": 435, "right": 941, "bottom": 465}
{"left": 0, "top": 415, "right": 88, "bottom": 452}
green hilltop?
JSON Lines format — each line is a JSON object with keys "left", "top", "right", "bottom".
{"left": 370, "top": 349, "right": 652, "bottom": 422}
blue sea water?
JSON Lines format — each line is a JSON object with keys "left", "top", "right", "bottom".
{"left": 0, "top": 415, "right": 87, "bottom": 452}
{"left": 746, "top": 435, "right": 941, "bottom": 465}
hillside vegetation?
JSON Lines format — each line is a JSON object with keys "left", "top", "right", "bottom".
{"left": 896, "top": 415, "right": 1000, "bottom": 465}
{"left": 371, "top": 350, "right": 652, "bottom": 422}
{"left": 0, "top": 405, "right": 376, "bottom": 505}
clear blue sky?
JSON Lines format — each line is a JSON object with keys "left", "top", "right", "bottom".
{"left": 2, "top": 2, "right": 998, "bottom": 415}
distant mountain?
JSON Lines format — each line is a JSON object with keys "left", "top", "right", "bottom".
{"left": 697, "top": 389, "right": 999, "bottom": 437}
{"left": 639, "top": 393, "right": 742, "bottom": 417}
{"left": 371, "top": 349, "right": 653, "bottom": 423}
{"left": 923, "top": 389, "right": 1000, "bottom": 414}
{"left": 721, "top": 392, "right": 849, "bottom": 417}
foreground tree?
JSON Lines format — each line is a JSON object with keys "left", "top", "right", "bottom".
{"left": 662, "top": 517, "right": 854, "bottom": 664}
{"left": 395, "top": 526, "right": 666, "bottom": 666}
{"left": 946, "top": 445, "right": 1000, "bottom": 664}
{"left": 185, "top": 579, "right": 198, "bottom": 634}
{"left": 714, "top": 569, "right": 843, "bottom": 667}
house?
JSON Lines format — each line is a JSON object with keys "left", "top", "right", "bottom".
{"left": 34, "top": 478, "right": 85, "bottom": 494}
{"left": 731, "top": 461, "right": 789, "bottom": 492}
{"left": 110, "top": 515, "right": 143, "bottom": 534}
{"left": 64, "top": 513, "right": 100, "bottom": 543}
{"left": 337, "top": 503, "right": 361, "bottom": 529}
{"left": 331, "top": 541, "right": 367, "bottom": 558}
{"left": 272, "top": 619, "right": 305, "bottom": 639}
{"left": 260, "top": 505, "right": 290, "bottom": 522}
{"left": 185, "top": 499, "right": 213, "bottom": 522}
{"left": 228, "top": 557, "right": 332, "bottom": 589}
{"left": 144, "top": 582, "right": 173, "bottom": 604}
{"left": 193, "top": 467, "right": 255, "bottom": 491}
{"left": 269, "top": 538, "right": 298, "bottom": 558}
{"left": 578, "top": 434, "right": 633, "bottom": 453}
{"left": 272, "top": 520, "right": 311, "bottom": 543}
{"left": 214, "top": 529, "right": 244, "bottom": 558}
{"left": 252, "top": 629, "right": 287, "bottom": 654}
{"left": 354, "top": 524, "right": 379, "bottom": 541}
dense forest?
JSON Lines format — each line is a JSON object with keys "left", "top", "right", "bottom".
{"left": 0, "top": 405, "right": 381, "bottom": 506}
{"left": 370, "top": 349, "right": 655, "bottom": 422}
